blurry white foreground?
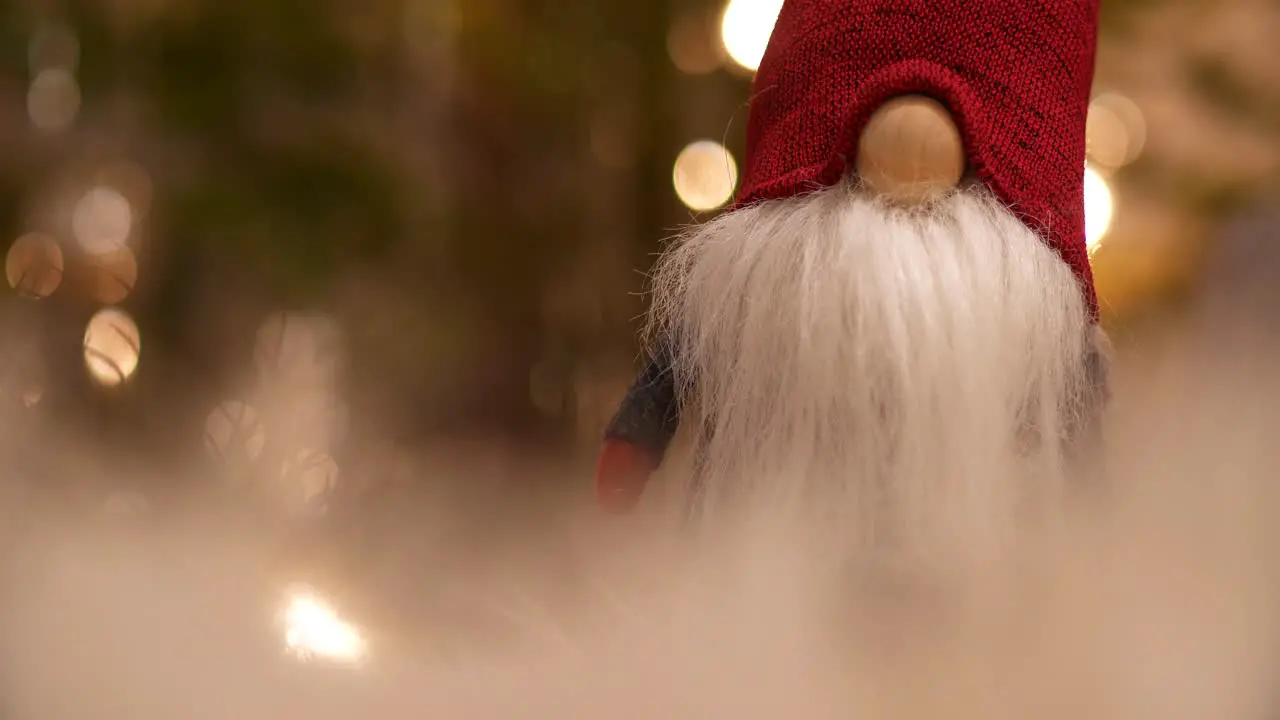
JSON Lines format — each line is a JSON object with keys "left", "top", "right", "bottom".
{"left": 2, "top": 313, "right": 1280, "bottom": 720}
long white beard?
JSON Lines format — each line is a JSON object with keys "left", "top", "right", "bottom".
{"left": 648, "top": 182, "right": 1103, "bottom": 569}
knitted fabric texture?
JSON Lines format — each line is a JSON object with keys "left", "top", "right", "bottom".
{"left": 737, "top": 0, "right": 1101, "bottom": 317}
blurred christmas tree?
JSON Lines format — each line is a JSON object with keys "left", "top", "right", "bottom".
{"left": 0, "top": 0, "right": 1276, "bottom": 456}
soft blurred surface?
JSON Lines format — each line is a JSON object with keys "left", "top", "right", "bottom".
{"left": 0, "top": 0, "right": 1278, "bottom": 717}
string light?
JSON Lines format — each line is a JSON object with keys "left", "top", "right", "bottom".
{"left": 672, "top": 140, "right": 738, "bottom": 211}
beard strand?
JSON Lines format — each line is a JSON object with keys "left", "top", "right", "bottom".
{"left": 646, "top": 182, "right": 1103, "bottom": 569}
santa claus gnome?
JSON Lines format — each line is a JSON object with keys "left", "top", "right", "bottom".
{"left": 597, "top": 0, "right": 1111, "bottom": 554}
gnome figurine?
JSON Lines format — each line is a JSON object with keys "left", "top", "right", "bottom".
{"left": 596, "top": 0, "right": 1111, "bottom": 551}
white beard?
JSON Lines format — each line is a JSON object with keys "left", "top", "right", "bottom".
{"left": 647, "top": 182, "right": 1106, "bottom": 571}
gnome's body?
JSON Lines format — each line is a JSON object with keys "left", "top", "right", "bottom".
{"left": 597, "top": 1, "right": 1110, "bottom": 560}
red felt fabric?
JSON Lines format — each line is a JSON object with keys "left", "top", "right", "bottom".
{"left": 736, "top": 0, "right": 1101, "bottom": 318}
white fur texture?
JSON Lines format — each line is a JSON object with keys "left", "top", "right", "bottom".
{"left": 647, "top": 183, "right": 1098, "bottom": 570}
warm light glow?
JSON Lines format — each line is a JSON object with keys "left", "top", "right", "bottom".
{"left": 83, "top": 308, "right": 141, "bottom": 387}
{"left": 1088, "top": 93, "right": 1146, "bottom": 169}
{"left": 281, "top": 588, "right": 367, "bottom": 663}
{"left": 1084, "top": 165, "right": 1115, "bottom": 253}
{"left": 6, "top": 232, "right": 64, "bottom": 299}
{"left": 1086, "top": 103, "right": 1129, "bottom": 170}
{"left": 72, "top": 186, "right": 133, "bottom": 255}
{"left": 255, "top": 311, "right": 341, "bottom": 385}
{"left": 673, "top": 140, "right": 738, "bottom": 211}
{"left": 85, "top": 246, "right": 138, "bottom": 305}
{"left": 719, "top": 0, "right": 784, "bottom": 73}
{"left": 283, "top": 450, "right": 340, "bottom": 513}
{"left": 668, "top": 15, "right": 719, "bottom": 75}
{"left": 27, "top": 68, "right": 79, "bottom": 132}
{"left": 204, "top": 401, "right": 267, "bottom": 461}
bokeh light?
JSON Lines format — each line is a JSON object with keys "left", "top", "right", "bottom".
{"left": 1084, "top": 164, "right": 1115, "bottom": 253}
{"left": 719, "top": 0, "right": 784, "bottom": 73}
{"left": 281, "top": 587, "right": 367, "bottom": 663}
{"left": 204, "top": 401, "right": 268, "bottom": 462}
{"left": 673, "top": 140, "right": 738, "bottom": 211}
{"left": 668, "top": 14, "right": 720, "bottom": 75}
{"left": 1087, "top": 93, "right": 1148, "bottom": 171}
{"left": 85, "top": 246, "right": 138, "bottom": 305}
{"left": 27, "top": 68, "right": 80, "bottom": 132}
{"left": 1087, "top": 93, "right": 1147, "bottom": 170}
{"left": 82, "top": 307, "right": 141, "bottom": 387}
{"left": 72, "top": 186, "right": 134, "bottom": 255}
{"left": 6, "top": 232, "right": 64, "bottom": 299}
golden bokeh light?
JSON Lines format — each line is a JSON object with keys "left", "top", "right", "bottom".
{"left": 72, "top": 186, "right": 134, "bottom": 255}
{"left": 719, "top": 0, "right": 784, "bottom": 73}
{"left": 85, "top": 245, "right": 138, "bottom": 305}
{"left": 1086, "top": 102, "right": 1129, "bottom": 170}
{"left": 281, "top": 587, "right": 367, "bottom": 663}
{"left": 1088, "top": 92, "right": 1147, "bottom": 170}
{"left": 668, "top": 14, "right": 720, "bottom": 75}
{"left": 1084, "top": 164, "right": 1115, "bottom": 254}
{"left": 673, "top": 140, "right": 739, "bottom": 211}
{"left": 6, "top": 232, "right": 64, "bottom": 299}
{"left": 27, "top": 68, "right": 80, "bottom": 132}
{"left": 83, "top": 307, "right": 141, "bottom": 387}
{"left": 204, "top": 401, "right": 268, "bottom": 462}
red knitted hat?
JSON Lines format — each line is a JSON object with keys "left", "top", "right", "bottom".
{"left": 736, "top": 0, "right": 1101, "bottom": 317}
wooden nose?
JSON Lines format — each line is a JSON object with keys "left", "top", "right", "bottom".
{"left": 855, "top": 95, "right": 965, "bottom": 206}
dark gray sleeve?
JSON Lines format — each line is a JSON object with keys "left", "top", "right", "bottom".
{"left": 602, "top": 342, "right": 681, "bottom": 462}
